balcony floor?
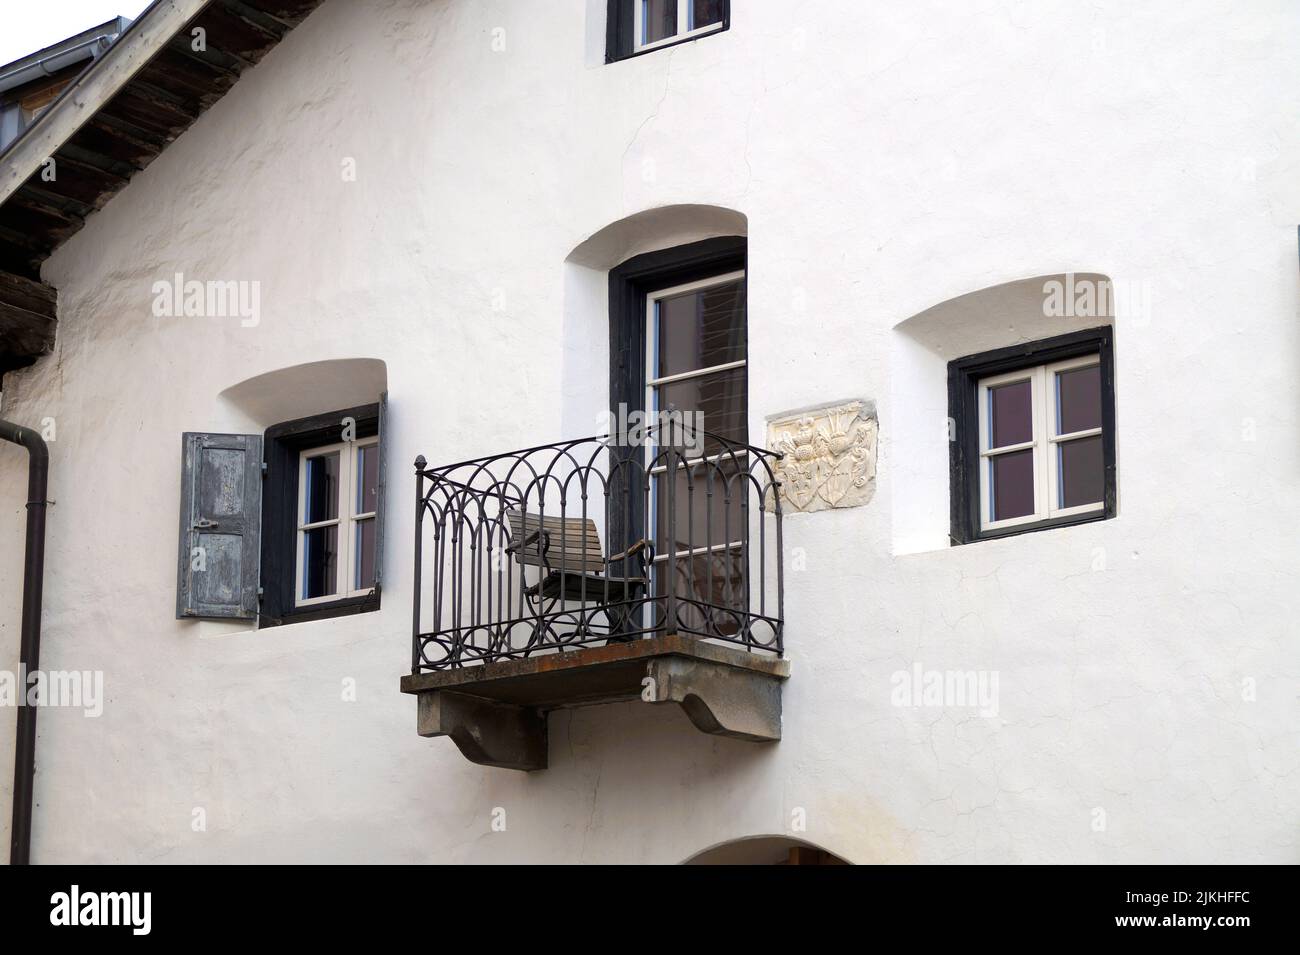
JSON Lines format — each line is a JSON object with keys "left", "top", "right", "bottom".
{"left": 400, "top": 635, "right": 790, "bottom": 771}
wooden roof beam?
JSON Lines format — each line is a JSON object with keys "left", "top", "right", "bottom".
{"left": 0, "top": 271, "right": 57, "bottom": 377}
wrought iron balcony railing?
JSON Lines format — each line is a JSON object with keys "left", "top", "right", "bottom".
{"left": 412, "top": 428, "right": 784, "bottom": 673}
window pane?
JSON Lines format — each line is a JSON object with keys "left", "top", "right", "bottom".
{"left": 644, "top": 0, "right": 677, "bottom": 44}
{"left": 655, "top": 455, "right": 747, "bottom": 559}
{"left": 655, "top": 365, "right": 747, "bottom": 454}
{"left": 990, "top": 449, "right": 1035, "bottom": 521}
{"left": 692, "top": 0, "right": 724, "bottom": 29}
{"left": 1056, "top": 364, "right": 1102, "bottom": 435}
{"left": 355, "top": 517, "right": 377, "bottom": 590}
{"left": 654, "top": 544, "right": 744, "bottom": 636}
{"left": 302, "top": 525, "right": 338, "bottom": 599}
{"left": 1059, "top": 435, "right": 1104, "bottom": 508}
{"left": 989, "top": 379, "right": 1032, "bottom": 448}
{"left": 303, "top": 451, "right": 339, "bottom": 523}
{"left": 356, "top": 444, "right": 379, "bottom": 515}
{"left": 656, "top": 278, "right": 745, "bottom": 378}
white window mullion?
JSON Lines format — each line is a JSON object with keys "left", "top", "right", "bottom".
{"left": 977, "top": 380, "right": 991, "bottom": 528}
{"left": 1032, "top": 365, "right": 1050, "bottom": 520}
{"left": 331, "top": 442, "right": 350, "bottom": 600}
{"left": 1048, "top": 361, "right": 1061, "bottom": 516}
{"left": 340, "top": 443, "right": 356, "bottom": 597}
{"left": 294, "top": 484, "right": 303, "bottom": 603}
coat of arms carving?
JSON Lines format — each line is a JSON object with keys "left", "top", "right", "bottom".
{"left": 766, "top": 400, "right": 877, "bottom": 513}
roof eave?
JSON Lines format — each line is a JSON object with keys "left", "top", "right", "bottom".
{"left": 0, "top": 0, "right": 210, "bottom": 205}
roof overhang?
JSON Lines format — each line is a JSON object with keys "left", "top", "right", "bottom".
{"left": 0, "top": 1, "right": 211, "bottom": 210}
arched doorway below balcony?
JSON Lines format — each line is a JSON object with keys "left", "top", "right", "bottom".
{"left": 683, "top": 836, "right": 851, "bottom": 865}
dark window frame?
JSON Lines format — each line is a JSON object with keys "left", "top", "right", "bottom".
{"left": 606, "top": 0, "right": 731, "bottom": 64}
{"left": 260, "top": 403, "right": 381, "bottom": 628}
{"left": 607, "top": 234, "right": 747, "bottom": 555}
{"left": 948, "top": 326, "right": 1117, "bottom": 545}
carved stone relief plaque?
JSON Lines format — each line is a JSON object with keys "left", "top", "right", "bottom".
{"left": 766, "top": 399, "right": 877, "bottom": 513}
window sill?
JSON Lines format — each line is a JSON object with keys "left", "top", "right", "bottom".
{"left": 260, "top": 590, "right": 380, "bottom": 629}
{"left": 608, "top": 23, "right": 728, "bottom": 63}
{"left": 952, "top": 508, "right": 1111, "bottom": 546}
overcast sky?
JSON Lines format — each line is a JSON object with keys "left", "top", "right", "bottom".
{"left": 1, "top": 0, "right": 154, "bottom": 67}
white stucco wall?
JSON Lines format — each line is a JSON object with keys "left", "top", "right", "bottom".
{"left": 0, "top": 0, "right": 1297, "bottom": 863}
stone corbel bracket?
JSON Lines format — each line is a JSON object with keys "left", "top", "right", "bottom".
{"left": 416, "top": 692, "right": 549, "bottom": 772}
{"left": 401, "top": 636, "right": 792, "bottom": 772}
{"left": 644, "top": 655, "right": 786, "bottom": 742}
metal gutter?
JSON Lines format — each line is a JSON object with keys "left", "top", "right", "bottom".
{"left": 0, "top": 17, "right": 130, "bottom": 94}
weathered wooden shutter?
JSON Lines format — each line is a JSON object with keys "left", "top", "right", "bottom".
{"left": 373, "top": 392, "right": 388, "bottom": 590}
{"left": 176, "top": 432, "right": 263, "bottom": 619}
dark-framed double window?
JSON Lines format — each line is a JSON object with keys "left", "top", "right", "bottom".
{"left": 260, "top": 402, "right": 385, "bottom": 627}
{"left": 175, "top": 398, "right": 387, "bottom": 626}
{"left": 948, "top": 328, "right": 1116, "bottom": 545}
{"left": 606, "top": 0, "right": 730, "bottom": 62}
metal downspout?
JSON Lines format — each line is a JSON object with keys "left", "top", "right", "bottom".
{"left": 0, "top": 419, "right": 49, "bottom": 865}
